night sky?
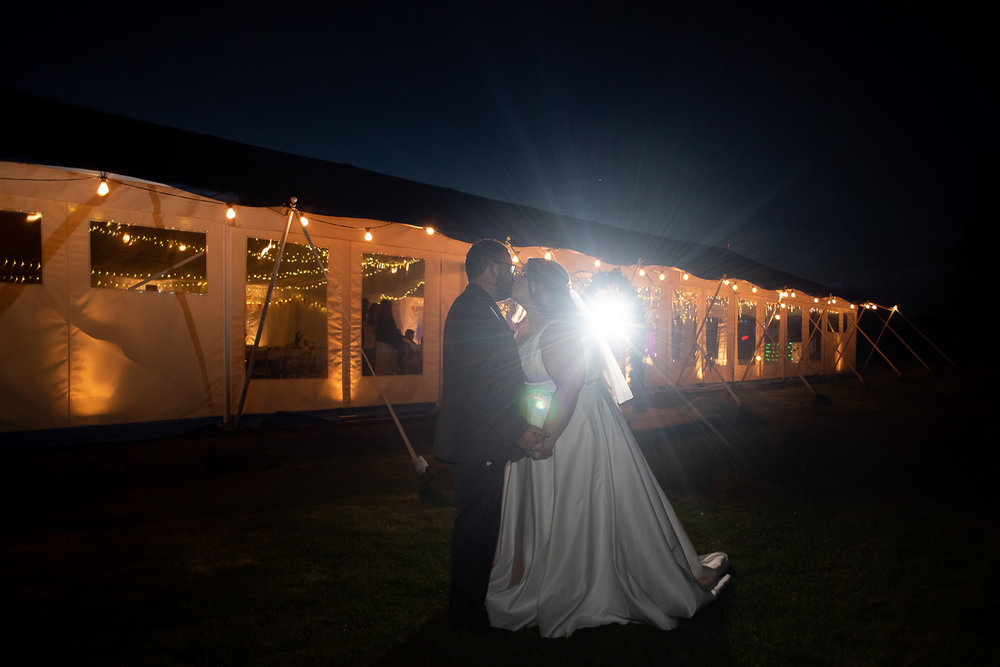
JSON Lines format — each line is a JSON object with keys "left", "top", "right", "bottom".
{"left": 3, "top": 2, "right": 995, "bottom": 315}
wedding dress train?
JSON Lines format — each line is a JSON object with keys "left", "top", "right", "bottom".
{"left": 486, "top": 325, "right": 729, "bottom": 637}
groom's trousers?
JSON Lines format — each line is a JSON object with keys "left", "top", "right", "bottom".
{"left": 448, "top": 459, "right": 506, "bottom": 630}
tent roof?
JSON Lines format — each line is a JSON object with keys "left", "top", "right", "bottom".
{"left": 2, "top": 88, "right": 844, "bottom": 297}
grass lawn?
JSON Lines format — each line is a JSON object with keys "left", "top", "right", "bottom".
{"left": 2, "top": 365, "right": 997, "bottom": 665}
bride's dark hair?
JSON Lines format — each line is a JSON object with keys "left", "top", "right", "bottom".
{"left": 523, "top": 258, "right": 579, "bottom": 320}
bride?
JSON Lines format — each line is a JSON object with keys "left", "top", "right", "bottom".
{"left": 486, "top": 257, "right": 730, "bottom": 637}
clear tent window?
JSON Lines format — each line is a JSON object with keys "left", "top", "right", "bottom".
{"left": 1, "top": 209, "right": 43, "bottom": 284}
{"left": 89, "top": 221, "right": 207, "bottom": 293}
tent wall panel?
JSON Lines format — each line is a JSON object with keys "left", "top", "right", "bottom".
{"left": 66, "top": 201, "right": 226, "bottom": 427}
{"left": 0, "top": 197, "right": 72, "bottom": 431}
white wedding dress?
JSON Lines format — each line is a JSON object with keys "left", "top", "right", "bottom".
{"left": 486, "top": 324, "right": 730, "bottom": 637}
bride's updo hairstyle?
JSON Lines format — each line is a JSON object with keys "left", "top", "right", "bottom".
{"left": 523, "top": 257, "right": 579, "bottom": 320}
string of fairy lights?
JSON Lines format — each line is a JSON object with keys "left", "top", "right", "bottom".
{"left": 2, "top": 170, "right": 888, "bottom": 316}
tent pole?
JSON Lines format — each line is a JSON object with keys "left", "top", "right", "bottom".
{"left": 798, "top": 303, "right": 826, "bottom": 375}
{"left": 685, "top": 335, "right": 742, "bottom": 406}
{"left": 855, "top": 315, "right": 902, "bottom": 377}
{"left": 708, "top": 360, "right": 742, "bottom": 406}
{"left": 830, "top": 308, "right": 866, "bottom": 383}
{"left": 882, "top": 317, "right": 931, "bottom": 371}
{"left": 795, "top": 367, "right": 816, "bottom": 395}
{"left": 127, "top": 251, "right": 206, "bottom": 291}
{"left": 861, "top": 306, "right": 895, "bottom": 374}
{"left": 893, "top": 308, "right": 953, "bottom": 366}
{"left": 831, "top": 308, "right": 865, "bottom": 378}
{"left": 643, "top": 362, "right": 738, "bottom": 452}
{"left": 234, "top": 205, "right": 296, "bottom": 427}
{"left": 739, "top": 293, "right": 785, "bottom": 382}
{"left": 675, "top": 275, "right": 725, "bottom": 387}
{"left": 223, "top": 220, "right": 232, "bottom": 426}
{"left": 297, "top": 209, "right": 427, "bottom": 477}
{"left": 880, "top": 307, "right": 946, "bottom": 370}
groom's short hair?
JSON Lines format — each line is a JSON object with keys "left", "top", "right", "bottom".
{"left": 465, "top": 239, "right": 510, "bottom": 281}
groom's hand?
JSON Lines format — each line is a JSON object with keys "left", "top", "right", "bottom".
{"left": 517, "top": 425, "right": 551, "bottom": 460}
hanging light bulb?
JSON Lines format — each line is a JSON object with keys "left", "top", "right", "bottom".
{"left": 512, "top": 254, "right": 520, "bottom": 264}
{"left": 752, "top": 286, "right": 758, "bottom": 293}
{"left": 425, "top": 226, "right": 435, "bottom": 235}
{"left": 544, "top": 250, "right": 552, "bottom": 260}
{"left": 25, "top": 212, "right": 42, "bottom": 222}
{"left": 682, "top": 273, "right": 689, "bottom": 281}
{"left": 638, "top": 267, "right": 646, "bottom": 277}
{"left": 226, "top": 205, "right": 236, "bottom": 220}
{"left": 658, "top": 273, "right": 666, "bottom": 281}
{"left": 299, "top": 216, "right": 309, "bottom": 227}
{"left": 364, "top": 229, "right": 373, "bottom": 241}
{"left": 97, "top": 176, "right": 110, "bottom": 196}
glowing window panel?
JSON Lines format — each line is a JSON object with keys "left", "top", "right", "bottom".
{"left": 362, "top": 253, "right": 425, "bottom": 376}
{"left": 786, "top": 305, "right": 803, "bottom": 363}
{"left": 1, "top": 209, "right": 42, "bottom": 284}
{"left": 671, "top": 290, "right": 698, "bottom": 364}
{"left": 245, "top": 237, "right": 328, "bottom": 379}
{"left": 763, "top": 303, "right": 780, "bottom": 363}
{"left": 843, "top": 311, "right": 855, "bottom": 336}
{"left": 737, "top": 299, "right": 757, "bottom": 364}
{"left": 808, "top": 308, "right": 823, "bottom": 362}
{"left": 90, "top": 221, "right": 206, "bottom": 293}
{"left": 705, "top": 296, "right": 728, "bottom": 366}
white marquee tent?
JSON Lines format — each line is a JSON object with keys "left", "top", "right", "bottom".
{"left": 1, "top": 159, "right": 860, "bottom": 438}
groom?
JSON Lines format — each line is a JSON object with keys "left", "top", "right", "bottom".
{"left": 434, "top": 239, "right": 550, "bottom": 631}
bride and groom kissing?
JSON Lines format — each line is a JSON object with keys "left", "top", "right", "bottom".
{"left": 434, "top": 239, "right": 729, "bottom": 637}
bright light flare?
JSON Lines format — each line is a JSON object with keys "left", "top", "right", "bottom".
{"left": 585, "top": 293, "right": 633, "bottom": 343}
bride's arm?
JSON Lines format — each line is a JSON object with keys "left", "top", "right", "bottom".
{"left": 539, "top": 321, "right": 587, "bottom": 448}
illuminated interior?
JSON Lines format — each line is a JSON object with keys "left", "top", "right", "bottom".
{"left": 89, "top": 221, "right": 207, "bottom": 294}
{"left": 1, "top": 209, "right": 43, "bottom": 284}
{"left": 361, "top": 253, "right": 425, "bottom": 376}
{"left": 245, "top": 237, "right": 328, "bottom": 379}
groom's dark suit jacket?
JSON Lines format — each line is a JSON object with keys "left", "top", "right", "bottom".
{"left": 434, "top": 283, "right": 528, "bottom": 464}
